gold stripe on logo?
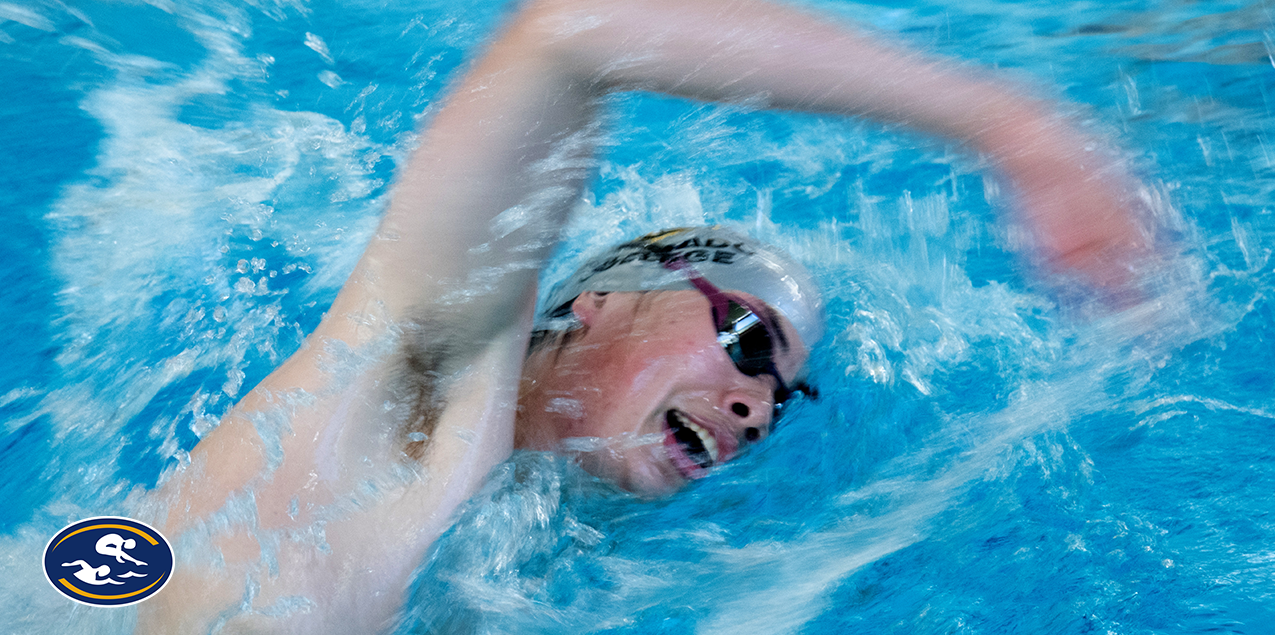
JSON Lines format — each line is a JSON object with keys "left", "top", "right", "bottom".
{"left": 54, "top": 524, "right": 159, "bottom": 550}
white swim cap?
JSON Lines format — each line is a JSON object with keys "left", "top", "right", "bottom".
{"left": 538, "top": 226, "right": 824, "bottom": 347}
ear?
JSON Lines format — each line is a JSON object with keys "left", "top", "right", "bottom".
{"left": 570, "top": 291, "right": 609, "bottom": 327}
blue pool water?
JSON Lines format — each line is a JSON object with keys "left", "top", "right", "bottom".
{"left": 2, "top": 0, "right": 1273, "bottom": 632}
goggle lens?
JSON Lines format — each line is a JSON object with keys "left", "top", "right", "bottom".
{"left": 714, "top": 299, "right": 777, "bottom": 379}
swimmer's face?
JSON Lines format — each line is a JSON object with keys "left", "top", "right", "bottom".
{"left": 519, "top": 290, "right": 808, "bottom": 495}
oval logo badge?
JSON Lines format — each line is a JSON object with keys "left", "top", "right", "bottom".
{"left": 42, "top": 517, "right": 174, "bottom": 606}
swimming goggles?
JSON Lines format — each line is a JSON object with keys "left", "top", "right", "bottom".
{"left": 665, "top": 258, "right": 802, "bottom": 406}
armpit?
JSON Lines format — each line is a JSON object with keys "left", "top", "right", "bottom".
{"left": 392, "top": 327, "right": 453, "bottom": 461}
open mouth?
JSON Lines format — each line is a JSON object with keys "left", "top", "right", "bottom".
{"left": 664, "top": 409, "right": 720, "bottom": 479}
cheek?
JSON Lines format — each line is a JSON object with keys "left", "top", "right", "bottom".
{"left": 551, "top": 358, "right": 650, "bottom": 438}
{"left": 607, "top": 334, "right": 715, "bottom": 405}
{"left": 623, "top": 353, "right": 678, "bottom": 396}
{"left": 560, "top": 363, "right": 663, "bottom": 439}
{"left": 565, "top": 316, "right": 723, "bottom": 438}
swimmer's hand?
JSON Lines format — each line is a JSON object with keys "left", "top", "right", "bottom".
{"left": 978, "top": 110, "right": 1156, "bottom": 296}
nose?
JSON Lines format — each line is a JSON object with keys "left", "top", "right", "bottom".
{"left": 721, "top": 385, "right": 774, "bottom": 443}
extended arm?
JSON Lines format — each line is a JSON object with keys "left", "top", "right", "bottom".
{"left": 372, "top": 0, "right": 1149, "bottom": 307}
{"left": 142, "top": 0, "right": 1151, "bottom": 632}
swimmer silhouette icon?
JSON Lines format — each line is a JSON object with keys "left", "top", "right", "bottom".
{"left": 61, "top": 560, "right": 124, "bottom": 585}
{"left": 96, "top": 533, "right": 147, "bottom": 567}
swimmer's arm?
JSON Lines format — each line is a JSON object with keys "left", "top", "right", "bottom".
{"left": 510, "top": 0, "right": 1152, "bottom": 290}
{"left": 333, "top": 0, "right": 1151, "bottom": 325}
{"left": 331, "top": 0, "right": 1150, "bottom": 338}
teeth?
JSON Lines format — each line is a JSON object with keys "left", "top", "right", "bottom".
{"left": 672, "top": 411, "right": 719, "bottom": 465}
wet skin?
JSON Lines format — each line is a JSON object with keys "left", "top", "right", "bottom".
{"left": 516, "top": 290, "right": 808, "bottom": 494}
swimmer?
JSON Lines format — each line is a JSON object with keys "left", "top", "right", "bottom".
{"left": 96, "top": 533, "right": 147, "bottom": 567}
{"left": 139, "top": 0, "right": 1153, "bottom": 632}
{"left": 61, "top": 560, "right": 123, "bottom": 586}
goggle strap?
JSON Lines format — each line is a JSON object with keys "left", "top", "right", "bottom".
{"left": 664, "top": 258, "right": 731, "bottom": 328}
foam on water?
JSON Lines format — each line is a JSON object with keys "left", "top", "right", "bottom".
{"left": 22, "top": 0, "right": 385, "bottom": 500}
{"left": 3, "top": 0, "right": 1274, "bottom": 632}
